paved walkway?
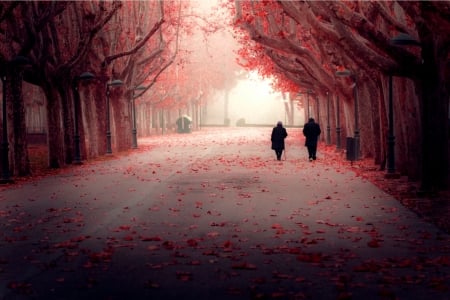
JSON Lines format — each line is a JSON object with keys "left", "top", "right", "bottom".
{"left": 0, "top": 128, "right": 449, "bottom": 300}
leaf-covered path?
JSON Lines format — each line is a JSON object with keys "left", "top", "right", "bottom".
{"left": 1, "top": 128, "right": 449, "bottom": 300}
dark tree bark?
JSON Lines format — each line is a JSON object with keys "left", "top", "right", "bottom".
{"left": 11, "top": 69, "right": 30, "bottom": 176}
{"left": 42, "top": 83, "right": 65, "bottom": 168}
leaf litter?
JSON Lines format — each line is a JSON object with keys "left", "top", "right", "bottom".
{"left": 0, "top": 128, "right": 448, "bottom": 299}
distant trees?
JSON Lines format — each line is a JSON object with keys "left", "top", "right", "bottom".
{"left": 134, "top": 1, "right": 242, "bottom": 131}
{"left": 230, "top": 0, "right": 450, "bottom": 191}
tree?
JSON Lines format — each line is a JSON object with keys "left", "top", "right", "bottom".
{"left": 230, "top": 0, "right": 450, "bottom": 191}
{"left": 134, "top": 0, "right": 243, "bottom": 132}
{"left": 0, "top": 1, "right": 69, "bottom": 174}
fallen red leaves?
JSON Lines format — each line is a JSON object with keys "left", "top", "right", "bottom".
{"left": 296, "top": 252, "right": 325, "bottom": 263}
{"left": 1, "top": 128, "right": 448, "bottom": 299}
{"left": 231, "top": 262, "right": 257, "bottom": 270}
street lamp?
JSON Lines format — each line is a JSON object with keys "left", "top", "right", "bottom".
{"left": 326, "top": 91, "right": 331, "bottom": 145}
{"left": 106, "top": 79, "right": 123, "bottom": 154}
{"left": 198, "top": 90, "right": 204, "bottom": 129}
{"left": 306, "top": 90, "right": 311, "bottom": 120}
{"left": 1, "top": 56, "right": 31, "bottom": 184}
{"left": 72, "top": 72, "right": 95, "bottom": 164}
{"left": 316, "top": 94, "right": 320, "bottom": 123}
{"left": 131, "top": 85, "right": 146, "bottom": 149}
{"left": 384, "top": 33, "right": 421, "bottom": 176}
{"left": 335, "top": 94, "right": 342, "bottom": 149}
{"left": 386, "top": 74, "right": 396, "bottom": 174}
{"left": 336, "top": 69, "right": 359, "bottom": 160}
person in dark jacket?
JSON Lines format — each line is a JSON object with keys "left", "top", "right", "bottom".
{"left": 303, "top": 118, "right": 321, "bottom": 161}
{"left": 271, "top": 121, "right": 288, "bottom": 161}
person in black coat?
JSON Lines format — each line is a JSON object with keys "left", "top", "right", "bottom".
{"left": 271, "top": 121, "right": 288, "bottom": 161}
{"left": 303, "top": 118, "right": 321, "bottom": 161}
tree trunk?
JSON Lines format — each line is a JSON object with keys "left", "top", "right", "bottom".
{"left": 110, "top": 91, "right": 131, "bottom": 152}
{"left": 60, "top": 82, "right": 74, "bottom": 165}
{"left": 11, "top": 69, "right": 30, "bottom": 176}
{"left": 366, "top": 78, "right": 381, "bottom": 162}
{"left": 418, "top": 32, "right": 449, "bottom": 191}
{"left": 395, "top": 78, "right": 421, "bottom": 180}
{"left": 79, "top": 85, "right": 101, "bottom": 159}
{"left": 419, "top": 69, "right": 448, "bottom": 190}
{"left": 43, "top": 86, "right": 65, "bottom": 168}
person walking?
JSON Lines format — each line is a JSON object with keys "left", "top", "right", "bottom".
{"left": 271, "top": 121, "right": 288, "bottom": 161}
{"left": 303, "top": 118, "right": 321, "bottom": 161}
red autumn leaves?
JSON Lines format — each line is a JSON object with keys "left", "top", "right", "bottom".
{"left": 1, "top": 128, "right": 449, "bottom": 299}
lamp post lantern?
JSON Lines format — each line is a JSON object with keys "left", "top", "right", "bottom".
{"left": 1, "top": 56, "right": 31, "bottom": 184}
{"left": 336, "top": 69, "right": 360, "bottom": 160}
{"left": 72, "top": 72, "right": 95, "bottom": 164}
{"left": 390, "top": 33, "right": 421, "bottom": 47}
{"left": 106, "top": 79, "right": 124, "bottom": 154}
{"left": 131, "top": 85, "right": 146, "bottom": 149}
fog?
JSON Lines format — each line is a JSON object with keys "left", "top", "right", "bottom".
{"left": 183, "top": 0, "right": 304, "bottom": 128}
{"left": 202, "top": 72, "right": 304, "bottom": 127}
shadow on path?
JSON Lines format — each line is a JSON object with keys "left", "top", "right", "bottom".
{"left": 0, "top": 128, "right": 449, "bottom": 300}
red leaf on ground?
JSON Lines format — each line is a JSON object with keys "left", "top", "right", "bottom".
{"left": 353, "top": 260, "right": 381, "bottom": 272}
{"left": 186, "top": 239, "right": 199, "bottom": 247}
{"left": 54, "top": 241, "right": 77, "bottom": 249}
{"left": 297, "top": 252, "right": 323, "bottom": 263}
{"left": 123, "top": 235, "right": 134, "bottom": 241}
{"left": 207, "top": 231, "right": 219, "bottom": 238}
{"left": 176, "top": 271, "right": 192, "bottom": 281}
{"left": 346, "top": 226, "right": 361, "bottom": 233}
{"left": 162, "top": 241, "right": 176, "bottom": 250}
{"left": 141, "top": 236, "right": 162, "bottom": 242}
{"left": 367, "top": 239, "right": 381, "bottom": 248}
{"left": 222, "top": 240, "right": 233, "bottom": 251}
{"left": 232, "top": 262, "right": 257, "bottom": 270}
{"left": 70, "top": 235, "right": 90, "bottom": 243}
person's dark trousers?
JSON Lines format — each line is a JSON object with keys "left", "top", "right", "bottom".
{"left": 307, "top": 144, "right": 317, "bottom": 160}
{"left": 274, "top": 149, "right": 283, "bottom": 160}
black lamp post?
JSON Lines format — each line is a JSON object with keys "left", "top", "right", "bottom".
{"left": 316, "top": 94, "right": 320, "bottom": 122}
{"left": 72, "top": 72, "right": 95, "bottom": 164}
{"left": 1, "top": 74, "right": 10, "bottom": 183}
{"left": 1, "top": 56, "right": 31, "bottom": 184}
{"left": 131, "top": 85, "right": 146, "bottom": 149}
{"left": 326, "top": 91, "right": 331, "bottom": 145}
{"left": 198, "top": 90, "right": 204, "bottom": 129}
{"left": 387, "top": 74, "right": 395, "bottom": 174}
{"left": 335, "top": 94, "right": 342, "bottom": 149}
{"left": 336, "top": 69, "right": 360, "bottom": 160}
{"left": 306, "top": 90, "right": 311, "bottom": 120}
{"left": 385, "top": 33, "right": 421, "bottom": 175}
{"left": 106, "top": 79, "right": 124, "bottom": 154}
